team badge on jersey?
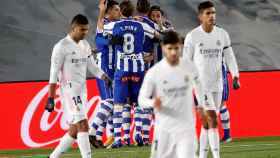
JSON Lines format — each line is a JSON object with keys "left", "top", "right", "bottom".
{"left": 216, "top": 40, "right": 221, "bottom": 46}
{"left": 72, "top": 51, "right": 76, "bottom": 55}
{"left": 199, "top": 43, "right": 204, "bottom": 47}
{"left": 163, "top": 80, "right": 168, "bottom": 84}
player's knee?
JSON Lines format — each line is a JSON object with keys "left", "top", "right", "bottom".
{"left": 206, "top": 111, "right": 218, "bottom": 128}
{"left": 77, "top": 119, "right": 89, "bottom": 132}
{"left": 68, "top": 125, "right": 78, "bottom": 139}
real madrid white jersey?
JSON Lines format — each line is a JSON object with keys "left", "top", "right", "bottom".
{"left": 49, "top": 35, "right": 104, "bottom": 87}
{"left": 138, "top": 58, "right": 204, "bottom": 133}
{"left": 183, "top": 25, "right": 239, "bottom": 92}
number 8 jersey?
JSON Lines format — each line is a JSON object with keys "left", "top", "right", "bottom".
{"left": 104, "top": 17, "right": 155, "bottom": 73}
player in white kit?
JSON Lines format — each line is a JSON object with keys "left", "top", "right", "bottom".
{"left": 45, "top": 14, "right": 111, "bottom": 158}
{"left": 183, "top": 1, "right": 240, "bottom": 158}
{"left": 138, "top": 30, "right": 205, "bottom": 158}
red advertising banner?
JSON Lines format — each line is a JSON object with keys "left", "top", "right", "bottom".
{"left": 0, "top": 71, "right": 280, "bottom": 150}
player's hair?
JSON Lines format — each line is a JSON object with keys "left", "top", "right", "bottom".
{"left": 161, "top": 30, "right": 181, "bottom": 45}
{"left": 106, "top": 0, "right": 119, "bottom": 13}
{"left": 198, "top": 1, "right": 214, "bottom": 14}
{"left": 120, "top": 0, "right": 135, "bottom": 17}
{"left": 137, "top": 0, "right": 150, "bottom": 14}
{"left": 71, "top": 14, "right": 89, "bottom": 25}
{"left": 148, "top": 5, "right": 163, "bottom": 18}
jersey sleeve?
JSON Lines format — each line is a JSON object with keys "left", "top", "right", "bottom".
{"left": 85, "top": 42, "right": 105, "bottom": 79}
{"left": 141, "top": 22, "right": 155, "bottom": 39}
{"left": 138, "top": 68, "right": 156, "bottom": 108}
{"left": 49, "top": 44, "right": 65, "bottom": 84}
{"left": 183, "top": 32, "right": 195, "bottom": 61}
{"left": 223, "top": 30, "right": 239, "bottom": 78}
{"left": 103, "top": 21, "right": 116, "bottom": 35}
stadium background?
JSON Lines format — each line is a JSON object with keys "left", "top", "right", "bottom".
{"left": 0, "top": 0, "right": 280, "bottom": 150}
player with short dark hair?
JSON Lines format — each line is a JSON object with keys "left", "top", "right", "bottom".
{"left": 183, "top": 1, "right": 240, "bottom": 158}
{"left": 139, "top": 30, "right": 205, "bottom": 158}
{"left": 46, "top": 14, "right": 111, "bottom": 158}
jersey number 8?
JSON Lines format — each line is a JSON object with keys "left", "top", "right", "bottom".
{"left": 123, "top": 33, "right": 135, "bottom": 54}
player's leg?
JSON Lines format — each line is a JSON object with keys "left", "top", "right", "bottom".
{"left": 131, "top": 72, "right": 145, "bottom": 146}
{"left": 206, "top": 92, "right": 222, "bottom": 158}
{"left": 122, "top": 103, "right": 132, "bottom": 145}
{"left": 104, "top": 115, "right": 114, "bottom": 147}
{"left": 198, "top": 107, "right": 209, "bottom": 158}
{"left": 89, "top": 79, "right": 113, "bottom": 147}
{"left": 62, "top": 87, "right": 91, "bottom": 158}
{"left": 176, "top": 131, "right": 196, "bottom": 158}
{"left": 49, "top": 88, "right": 79, "bottom": 158}
{"left": 142, "top": 108, "right": 153, "bottom": 145}
{"left": 220, "top": 71, "right": 231, "bottom": 142}
{"left": 112, "top": 71, "right": 128, "bottom": 148}
{"left": 193, "top": 95, "right": 209, "bottom": 158}
{"left": 134, "top": 106, "right": 144, "bottom": 146}
{"left": 151, "top": 130, "right": 175, "bottom": 158}
{"left": 220, "top": 102, "right": 231, "bottom": 142}
{"left": 49, "top": 124, "right": 76, "bottom": 158}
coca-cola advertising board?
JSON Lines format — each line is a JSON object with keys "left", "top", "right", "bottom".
{"left": 1, "top": 71, "right": 280, "bottom": 150}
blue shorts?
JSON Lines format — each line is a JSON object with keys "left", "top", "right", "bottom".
{"left": 222, "top": 64, "right": 229, "bottom": 101}
{"left": 113, "top": 70, "right": 144, "bottom": 104}
{"left": 96, "top": 69, "right": 114, "bottom": 100}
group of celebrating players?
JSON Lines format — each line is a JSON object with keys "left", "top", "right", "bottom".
{"left": 45, "top": 0, "right": 240, "bottom": 158}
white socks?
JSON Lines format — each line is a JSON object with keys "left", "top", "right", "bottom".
{"left": 199, "top": 128, "right": 209, "bottom": 158}
{"left": 77, "top": 132, "right": 92, "bottom": 158}
{"left": 208, "top": 128, "right": 220, "bottom": 158}
{"left": 50, "top": 133, "right": 74, "bottom": 158}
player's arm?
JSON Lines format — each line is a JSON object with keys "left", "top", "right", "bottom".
{"left": 223, "top": 31, "right": 240, "bottom": 89}
{"left": 182, "top": 33, "right": 194, "bottom": 61}
{"left": 138, "top": 69, "right": 158, "bottom": 109}
{"left": 142, "top": 22, "right": 159, "bottom": 39}
{"left": 97, "top": 0, "right": 106, "bottom": 32}
{"left": 87, "top": 45, "right": 112, "bottom": 86}
{"left": 189, "top": 61, "right": 206, "bottom": 107}
{"left": 46, "top": 44, "right": 65, "bottom": 112}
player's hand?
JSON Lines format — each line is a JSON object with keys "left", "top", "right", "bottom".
{"left": 233, "top": 77, "right": 240, "bottom": 90}
{"left": 99, "top": 0, "right": 106, "bottom": 11}
{"left": 102, "top": 74, "right": 113, "bottom": 87}
{"left": 108, "top": 34, "right": 124, "bottom": 45}
{"left": 144, "top": 53, "right": 154, "bottom": 63}
{"left": 153, "top": 97, "right": 162, "bottom": 111}
{"left": 45, "top": 97, "right": 55, "bottom": 112}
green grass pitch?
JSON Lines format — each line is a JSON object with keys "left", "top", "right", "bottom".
{"left": 1, "top": 137, "right": 280, "bottom": 158}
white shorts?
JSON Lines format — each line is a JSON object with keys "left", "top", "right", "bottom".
{"left": 203, "top": 92, "right": 222, "bottom": 112}
{"left": 150, "top": 129, "right": 195, "bottom": 158}
{"left": 60, "top": 83, "right": 88, "bottom": 124}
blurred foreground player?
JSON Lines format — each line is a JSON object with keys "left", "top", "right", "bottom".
{"left": 45, "top": 14, "right": 111, "bottom": 158}
{"left": 138, "top": 30, "right": 205, "bottom": 158}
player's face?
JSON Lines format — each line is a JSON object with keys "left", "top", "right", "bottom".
{"left": 109, "top": 5, "right": 121, "bottom": 20}
{"left": 150, "top": 11, "right": 162, "bottom": 24}
{"left": 72, "top": 24, "right": 89, "bottom": 40}
{"left": 199, "top": 7, "right": 216, "bottom": 26}
{"left": 162, "top": 43, "right": 181, "bottom": 66}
